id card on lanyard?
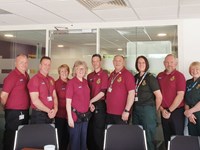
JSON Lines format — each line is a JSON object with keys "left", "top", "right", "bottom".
{"left": 187, "top": 80, "right": 198, "bottom": 92}
{"left": 43, "top": 77, "right": 53, "bottom": 102}
{"left": 135, "top": 72, "right": 148, "bottom": 101}
{"left": 108, "top": 71, "right": 121, "bottom": 93}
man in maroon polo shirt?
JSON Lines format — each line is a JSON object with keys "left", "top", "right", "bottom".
{"left": 28, "top": 56, "right": 58, "bottom": 124}
{"left": 0, "top": 54, "right": 30, "bottom": 150}
{"left": 106, "top": 55, "right": 135, "bottom": 125}
{"left": 87, "top": 54, "right": 108, "bottom": 150}
{"left": 157, "top": 54, "right": 186, "bottom": 148}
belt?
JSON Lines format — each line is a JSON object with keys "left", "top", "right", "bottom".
{"left": 32, "top": 108, "right": 42, "bottom": 112}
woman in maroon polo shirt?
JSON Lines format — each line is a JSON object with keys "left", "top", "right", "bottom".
{"left": 55, "top": 64, "right": 70, "bottom": 150}
{"left": 66, "top": 60, "right": 91, "bottom": 150}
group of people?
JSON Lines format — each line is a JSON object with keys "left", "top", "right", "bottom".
{"left": 0, "top": 53, "right": 199, "bottom": 150}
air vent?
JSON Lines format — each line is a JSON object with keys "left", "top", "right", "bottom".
{"left": 79, "top": 0, "right": 129, "bottom": 10}
{"left": 0, "top": 9, "right": 12, "bottom": 15}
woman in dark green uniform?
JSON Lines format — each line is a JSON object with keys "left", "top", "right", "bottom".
{"left": 132, "top": 56, "right": 162, "bottom": 150}
{"left": 184, "top": 61, "right": 200, "bottom": 136}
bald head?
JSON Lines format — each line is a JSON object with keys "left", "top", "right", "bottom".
{"left": 113, "top": 55, "right": 125, "bottom": 72}
{"left": 164, "top": 54, "right": 177, "bottom": 74}
{"left": 15, "top": 54, "right": 28, "bottom": 74}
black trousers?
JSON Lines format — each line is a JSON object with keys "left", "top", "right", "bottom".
{"left": 161, "top": 107, "right": 185, "bottom": 148}
{"left": 106, "top": 113, "right": 128, "bottom": 125}
{"left": 55, "top": 117, "right": 69, "bottom": 150}
{"left": 30, "top": 109, "right": 53, "bottom": 124}
{"left": 87, "top": 101, "right": 106, "bottom": 150}
{"left": 3, "top": 109, "right": 29, "bottom": 150}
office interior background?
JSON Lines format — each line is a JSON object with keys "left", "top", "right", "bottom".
{"left": 0, "top": 0, "right": 200, "bottom": 149}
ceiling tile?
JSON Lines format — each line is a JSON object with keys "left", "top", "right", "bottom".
{"left": 0, "top": 14, "right": 36, "bottom": 25}
{"left": 128, "top": 0, "right": 179, "bottom": 8}
{"left": 180, "top": 4, "right": 200, "bottom": 18}
{"left": 180, "top": 0, "right": 200, "bottom": 5}
{"left": 28, "top": 0, "right": 103, "bottom": 22}
{"left": 0, "top": 1, "right": 69, "bottom": 24}
{"left": 135, "top": 6, "right": 178, "bottom": 20}
{"left": 93, "top": 8, "right": 138, "bottom": 21}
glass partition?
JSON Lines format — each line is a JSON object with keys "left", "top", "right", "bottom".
{"left": 0, "top": 30, "right": 46, "bottom": 78}
{"left": 0, "top": 30, "right": 46, "bottom": 114}
{"left": 50, "top": 29, "right": 97, "bottom": 79}
{"left": 100, "top": 25, "right": 177, "bottom": 75}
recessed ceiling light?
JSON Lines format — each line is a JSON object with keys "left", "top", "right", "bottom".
{"left": 57, "top": 45, "right": 64, "bottom": 48}
{"left": 117, "top": 48, "right": 123, "bottom": 51}
{"left": 4, "top": 34, "right": 14, "bottom": 37}
{"left": 157, "top": 33, "right": 167, "bottom": 37}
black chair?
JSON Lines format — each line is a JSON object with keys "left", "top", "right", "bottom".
{"left": 13, "top": 124, "right": 59, "bottom": 150}
{"left": 103, "top": 124, "right": 148, "bottom": 150}
{"left": 168, "top": 135, "right": 200, "bottom": 150}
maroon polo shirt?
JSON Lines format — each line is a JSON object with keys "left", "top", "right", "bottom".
{"left": 55, "top": 78, "right": 68, "bottom": 118}
{"left": 157, "top": 70, "right": 186, "bottom": 108}
{"left": 2, "top": 68, "right": 30, "bottom": 110}
{"left": 28, "top": 72, "right": 55, "bottom": 109}
{"left": 66, "top": 77, "right": 90, "bottom": 121}
{"left": 106, "top": 67, "right": 135, "bottom": 115}
{"left": 87, "top": 69, "right": 108, "bottom": 99}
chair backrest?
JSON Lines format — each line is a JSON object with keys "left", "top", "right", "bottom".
{"left": 103, "top": 124, "right": 147, "bottom": 150}
{"left": 13, "top": 124, "right": 59, "bottom": 150}
{"left": 168, "top": 135, "right": 200, "bottom": 150}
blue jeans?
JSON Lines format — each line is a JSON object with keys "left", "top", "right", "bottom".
{"left": 69, "top": 121, "right": 88, "bottom": 150}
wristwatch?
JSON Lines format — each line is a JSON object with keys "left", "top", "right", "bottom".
{"left": 166, "top": 108, "right": 171, "bottom": 113}
{"left": 124, "top": 109, "right": 130, "bottom": 113}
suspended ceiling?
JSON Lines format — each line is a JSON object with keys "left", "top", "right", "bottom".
{"left": 0, "top": 0, "right": 199, "bottom": 26}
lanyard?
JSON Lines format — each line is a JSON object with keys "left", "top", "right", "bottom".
{"left": 109, "top": 71, "right": 121, "bottom": 88}
{"left": 135, "top": 71, "right": 148, "bottom": 93}
{"left": 187, "top": 80, "right": 198, "bottom": 92}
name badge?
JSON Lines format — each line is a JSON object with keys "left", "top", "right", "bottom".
{"left": 108, "top": 87, "right": 112, "bottom": 93}
{"left": 19, "top": 113, "right": 24, "bottom": 120}
{"left": 135, "top": 97, "right": 138, "bottom": 102}
{"left": 47, "top": 96, "right": 53, "bottom": 101}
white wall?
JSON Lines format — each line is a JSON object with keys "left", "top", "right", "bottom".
{"left": 179, "top": 19, "right": 200, "bottom": 80}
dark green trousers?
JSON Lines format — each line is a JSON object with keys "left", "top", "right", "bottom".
{"left": 188, "top": 111, "right": 200, "bottom": 136}
{"left": 132, "top": 105, "right": 157, "bottom": 150}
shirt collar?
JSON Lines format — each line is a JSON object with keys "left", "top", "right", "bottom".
{"left": 38, "top": 72, "right": 49, "bottom": 79}
{"left": 14, "top": 68, "right": 27, "bottom": 77}
{"left": 94, "top": 68, "right": 103, "bottom": 75}
{"left": 164, "top": 69, "right": 176, "bottom": 75}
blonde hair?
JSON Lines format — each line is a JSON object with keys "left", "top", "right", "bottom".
{"left": 58, "top": 64, "right": 70, "bottom": 74}
{"left": 72, "top": 60, "right": 88, "bottom": 77}
{"left": 189, "top": 61, "right": 200, "bottom": 75}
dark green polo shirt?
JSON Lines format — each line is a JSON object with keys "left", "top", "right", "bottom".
{"left": 135, "top": 73, "right": 160, "bottom": 106}
{"left": 185, "top": 77, "right": 200, "bottom": 107}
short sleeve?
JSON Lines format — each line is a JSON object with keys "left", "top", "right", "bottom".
{"left": 125, "top": 72, "right": 135, "bottom": 91}
{"left": 66, "top": 80, "right": 74, "bottom": 99}
{"left": 28, "top": 76, "right": 39, "bottom": 92}
{"left": 2, "top": 74, "right": 16, "bottom": 93}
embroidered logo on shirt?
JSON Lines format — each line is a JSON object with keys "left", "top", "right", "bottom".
{"left": 20, "top": 79, "right": 23, "bottom": 82}
{"left": 196, "top": 84, "right": 200, "bottom": 89}
{"left": 117, "top": 77, "right": 122, "bottom": 82}
{"left": 170, "top": 76, "right": 175, "bottom": 81}
{"left": 142, "top": 80, "right": 146, "bottom": 86}
{"left": 96, "top": 78, "right": 101, "bottom": 84}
